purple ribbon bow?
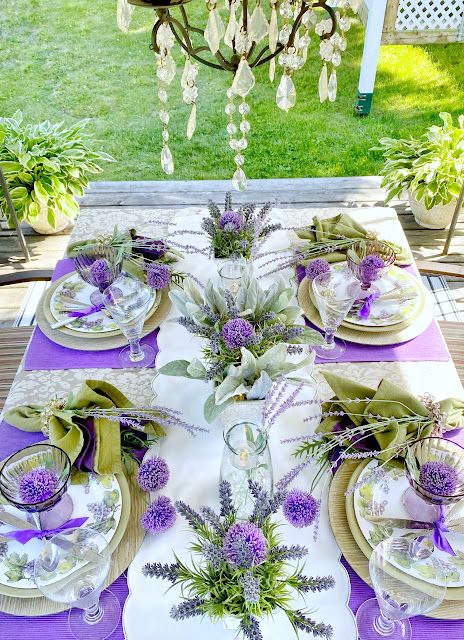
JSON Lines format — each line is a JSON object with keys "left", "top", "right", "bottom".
{"left": 67, "top": 303, "right": 104, "bottom": 318}
{"left": 358, "top": 292, "right": 380, "bottom": 320}
{"left": 3, "top": 516, "right": 89, "bottom": 545}
{"left": 432, "top": 506, "right": 456, "bottom": 556}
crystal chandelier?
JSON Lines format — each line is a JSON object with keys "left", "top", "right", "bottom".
{"left": 123, "top": 0, "right": 359, "bottom": 190}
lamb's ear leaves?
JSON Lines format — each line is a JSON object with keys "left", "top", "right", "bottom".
{"left": 159, "top": 360, "right": 192, "bottom": 377}
{"left": 203, "top": 394, "right": 233, "bottom": 423}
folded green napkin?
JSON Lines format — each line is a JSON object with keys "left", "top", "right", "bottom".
{"left": 295, "top": 212, "right": 411, "bottom": 265}
{"left": 318, "top": 372, "right": 464, "bottom": 461}
{"left": 4, "top": 380, "right": 165, "bottom": 474}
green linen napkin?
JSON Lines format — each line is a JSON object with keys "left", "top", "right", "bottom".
{"left": 4, "top": 380, "right": 165, "bottom": 474}
{"left": 317, "top": 372, "right": 464, "bottom": 461}
{"left": 295, "top": 212, "right": 411, "bottom": 265}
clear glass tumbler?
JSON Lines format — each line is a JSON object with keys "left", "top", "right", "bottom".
{"left": 102, "top": 274, "right": 155, "bottom": 367}
{"left": 311, "top": 270, "right": 356, "bottom": 360}
{"left": 34, "top": 526, "right": 121, "bottom": 640}
{"left": 218, "top": 259, "right": 245, "bottom": 296}
{"left": 220, "top": 421, "right": 273, "bottom": 519}
{"left": 356, "top": 537, "right": 446, "bottom": 640}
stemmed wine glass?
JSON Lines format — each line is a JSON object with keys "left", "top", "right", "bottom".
{"left": 102, "top": 274, "right": 155, "bottom": 367}
{"left": 403, "top": 437, "right": 464, "bottom": 522}
{"left": 311, "top": 270, "right": 357, "bottom": 360}
{"left": 73, "top": 245, "right": 123, "bottom": 306}
{"left": 357, "top": 537, "right": 446, "bottom": 640}
{"left": 34, "top": 527, "right": 121, "bottom": 640}
{"left": 0, "top": 444, "right": 72, "bottom": 530}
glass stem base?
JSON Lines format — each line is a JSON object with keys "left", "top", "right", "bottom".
{"left": 68, "top": 589, "right": 121, "bottom": 640}
{"left": 356, "top": 598, "right": 412, "bottom": 640}
{"left": 402, "top": 487, "right": 440, "bottom": 522}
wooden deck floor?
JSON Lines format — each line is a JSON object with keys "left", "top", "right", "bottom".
{"left": 1, "top": 176, "right": 463, "bottom": 326}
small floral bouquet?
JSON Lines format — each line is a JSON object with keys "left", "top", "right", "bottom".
{"left": 67, "top": 226, "right": 185, "bottom": 290}
{"left": 160, "top": 269, "right": 324, "bottom": 421}
{"left": 201, "top": 192, "right": 281, "bottom": 260}
{"left": 143, "top": 480, "right": 334, "bottom": 640}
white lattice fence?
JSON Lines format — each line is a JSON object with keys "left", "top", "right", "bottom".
{"left": 396, "top": 0, "right": 464, "bottom": 31}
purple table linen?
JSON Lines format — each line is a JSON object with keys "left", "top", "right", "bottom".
{"left": 296, "top": 264, "right": 450, "bottom": 363}
{"left": 24, "top": 259, "right": 159, "bottom": 370}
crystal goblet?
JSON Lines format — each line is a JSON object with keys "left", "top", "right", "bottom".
{"left": 347, "top": 240, "right": 396, "bottom": 299}
{"left": 0, "top": 444, "right": 72, "bottom": 530}
{"left": 102, "top": 274, "right": 155, "bottom": 367}
{"left": 356, "top": 537, "right": 446, "bottom": 640}
{"left": 403, "top": 437, "right": 464, "bottom": 522}
{"left": 311, "top": 270, "right": 357, "bottom": 360}
{"left": 73, "top": 245, "right": 123, "bottom": 306}
{"left": 34, "top": 527, "right": 121, "bottom": 640}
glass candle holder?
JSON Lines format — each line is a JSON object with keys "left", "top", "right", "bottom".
{"left": 220, "top": 421, "right": 273, "bottom": 519}
{"left": 218, "top": 259, "right": 244, "bottom": 296}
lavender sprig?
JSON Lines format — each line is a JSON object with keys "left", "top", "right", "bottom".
{"left": 294, "top": 575, "right": 335, "bottom": 593}
{"left": 142, "top": 562, "right": 179, "bottom": 582}
{"left": 175, "top": 500, "right": 205, "bottom": 530}
{"left": 270, "top": 545, "right": 308, "bottom": 562}
{"left": 200, "top": 506, "right": 224, "bottom": 536}
{"left": 170, "top": 597, "right": 205, "bottom": 621}
{"left": 240, "top": 571, "right": 261, "bottom": 603}
{"left": 240, "top": 614, "right": 263, "bottom": 640}
{"left": 219, "top": 480, "right": 234, "bottom": 516}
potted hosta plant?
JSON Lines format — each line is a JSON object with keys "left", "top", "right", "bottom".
{"left": 159, "top": 269, "right": 324, "bottom": 423}
{"left": 0, "top": 112, "right": 114, "bottom": 234}
{"left": 374, "top": 112, "right": 464, "bottom": 229}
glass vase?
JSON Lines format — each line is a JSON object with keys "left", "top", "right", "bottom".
{"left": 220, "top": 421, "right": 273, "bottom": 519}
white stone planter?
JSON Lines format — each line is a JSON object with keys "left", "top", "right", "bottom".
{"left": 408, "top": 191, "right": 457, "bottom": 230}
{"left": 28, "top": 203, "right": 75, "bottom": 235}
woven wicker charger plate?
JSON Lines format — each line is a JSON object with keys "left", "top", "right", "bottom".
{"left": 298, "top": 277, "right": 434, "bottom": 346}
{"left": 329, "top": 459, "right": 464, "bottom": 619}
{"left": 36, "top": 274, "right": 171, "bottom": 351}
{"left": 0, "top": 460, "right": 148, "bottom": 615}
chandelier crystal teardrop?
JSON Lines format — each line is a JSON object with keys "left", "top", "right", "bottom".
{"left": 127, "top": 0, "right": 358, "bottom": 190}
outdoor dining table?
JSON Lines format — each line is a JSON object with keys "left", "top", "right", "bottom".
{"left": 0, "top": 201, "right": 463, "bottom": 639}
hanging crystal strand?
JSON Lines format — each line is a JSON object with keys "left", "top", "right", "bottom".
{"left": 204, "top": 0, "right": 224, "bottom": 54}
{"left": 116, "top": 0, "right": 134, "bottom": 33}
{"left": 156, "top": 23, "right": 177, "bottom": 175}
{"left": 224, "top": 0, "right": 238, "bottom": 48}
{"left": 268, "top": 1, "right": 278, "bottom": 82}
{"left": 250, "top": 0, "right": 269, "bottom": 43}
{"left": 227, "top": 57, "right": 255, "bottom": 191}
{"left": 181, "top": 53, "right": 199, "bottom": 139}
{"left": 275, "top": 0, "right": 303, "bottom": 111}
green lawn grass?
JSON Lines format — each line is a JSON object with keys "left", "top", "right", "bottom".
{"left": 1, "top": 1, "right": 463, "bottom": 182}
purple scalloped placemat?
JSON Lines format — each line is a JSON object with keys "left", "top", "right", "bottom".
{"left": 23, "top": 259, "right": 159, "bottom": 370}
{"left": 296, "top": 264, "right": 450, "bottom": 363}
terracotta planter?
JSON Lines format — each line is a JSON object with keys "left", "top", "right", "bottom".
{"left": 408, "top": 191, "right": 457, "bottom": 230}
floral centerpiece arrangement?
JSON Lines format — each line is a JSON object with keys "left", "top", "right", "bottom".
{"left": 67, "top": 225, "right": 185, "bottom": 290}
{"left": 159, "top": 269, "right": 324, "bottom": 422}
{"left": 142, "top": 480, "right": 334, "bottom": 640}
{"left": 201, "top": 192, "right": 282, "bottom": 260}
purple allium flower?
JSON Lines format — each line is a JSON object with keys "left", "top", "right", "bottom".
{"left": 18, "top": 467, "right": 59, "bottom": 504}
{"left": 137, "top": 457, "right": 170, "bottom": 493}
{"left": 305, "top": 258, "right": 330, "bottom": 281}
{"left": 223, "top": 522, "right": 267, "bottom": 568}
{"left": 419, "top": 460, "right": 458, "bottom": 496}
{"left": 147, "top": 263, "right": 171, "bottom": 290}
{"left": 359, "top": 254, "right": 385, "bottom": 283}
{"left": 141, "top": 495, "right": 176, "bottom": 534}
{"left": 222, "top": 318, "right": 254, "bottom": 350}
{"left": 218, "top": 210, "right": 243, "bottom": 232}
{"left": 283, "top": 489, "right": 320, "bottom": 528}
{"left": 90, "top": 259, "right": 113, "bottom": 288}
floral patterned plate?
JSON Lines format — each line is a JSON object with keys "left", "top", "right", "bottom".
{"left": 49, "top": 272, "right": 156, "bottom": 334}
{"left": 331, "top": 263, "right": 422, "bottom": 328}
{"left": 0, "top": 470, "right": 123, "bottom": 592}
{"left": 353, "top": 459, "right": 464, "bottom": 588}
